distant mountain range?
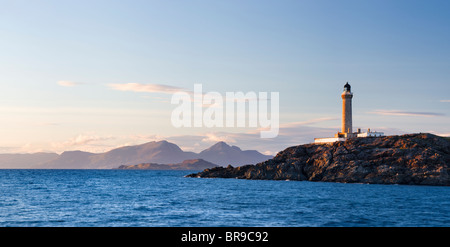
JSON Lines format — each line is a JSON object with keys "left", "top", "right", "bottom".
{"left": 0, "top": 141, "right": 273, "bottom": 169}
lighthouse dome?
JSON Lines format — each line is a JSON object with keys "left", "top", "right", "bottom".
{"left": 344, "top": 82, "right": 351, "bottom": 92}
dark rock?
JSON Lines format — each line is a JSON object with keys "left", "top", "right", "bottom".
{"left": 186, "top": 133, "right": 450, "bottom": 186}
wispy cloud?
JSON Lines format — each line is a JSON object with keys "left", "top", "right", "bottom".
{"left": 107, "top": 83, "right": 188, "bottom": 94}
{"left": 4, "top": 125, "right": 409, "bottom": 156}
{"left": 440, "top": 100, "right": 450, "bottom": 103}
{"left": 201, "top": 133, "right": 237, "bottom": 144}
{"left": 56, "top": 134, "right": 114, "bottom": 147}
{"left": 51, "top": 134, "right": 116, "bottom": 153}
{"left": 57, "top": 81, "right": 85, "bottom": 87}
{"left": 370, "top": 110, "right": 444, "bottom": 117}
{"left": 428, "top": 131, "right": 450, "bottom": 137}
{"left": 65, "top": 134, "right": 115, "bottom": 146}
{"left": 279, "top": 117, "right": 338, "bottom": 128}
{"left": 35, "top": 122, "right": 61, "bottom": 126}
{"left": 0, "top": 106, "right": 163, "bottom": 116}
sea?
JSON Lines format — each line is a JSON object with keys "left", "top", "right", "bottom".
{"left": 0, "top": 169, "right": 449, "bottom": 227}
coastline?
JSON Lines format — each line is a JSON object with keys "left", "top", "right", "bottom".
{"left": 187, "top": 133, "right": 450, "bottom": 186}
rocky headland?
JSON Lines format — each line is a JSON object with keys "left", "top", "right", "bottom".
{"left": 186, "top": 133, "right": 450, "bottom": 186}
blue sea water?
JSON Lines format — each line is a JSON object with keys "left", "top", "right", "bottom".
{"left": 0, "top": 169, "right": 449, "bottom": 227}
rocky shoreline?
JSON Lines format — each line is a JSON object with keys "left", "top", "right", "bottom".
{"left": 186, "top": 133, "right": 450, "bottom": 186}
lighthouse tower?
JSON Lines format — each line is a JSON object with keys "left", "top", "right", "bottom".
{"left": 313, "top": 82, "right": 384, "bottom": 144}
{"left": 341, "top": 82, "right": 353, "bottom": 135}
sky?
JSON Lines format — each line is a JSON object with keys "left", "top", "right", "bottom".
{"left": 0, "top": 0, "right": 449, "bottom": 155}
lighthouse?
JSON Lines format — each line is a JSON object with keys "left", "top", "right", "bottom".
{"left": 341, "top": 82, "right": 353, "bottom": 134}
{"left": 313, "top": 82, "right": 384, "bottom": 144}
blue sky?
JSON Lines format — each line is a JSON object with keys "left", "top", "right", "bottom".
{"left": 0, "top": 0, "right": 449, "bottom": 154}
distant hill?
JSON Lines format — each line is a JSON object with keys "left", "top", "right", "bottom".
{"left": 116, "top": 159, "right": 218, "bottom": 170}
{"left": 26, "top": 140, "right": 272, "bottom": 169}
{"left": 37, "top": 150, "right": 95, "bottom": 169}
{"left": 0, "top": 153, "right": 59, "bottom": 169}
{"left": 199, "top": 141, "right": 272, "bottom": 166}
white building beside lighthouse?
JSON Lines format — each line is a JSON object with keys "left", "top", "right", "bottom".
{"left": 314, "top": 82, "right": 384, "bottom": 144}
